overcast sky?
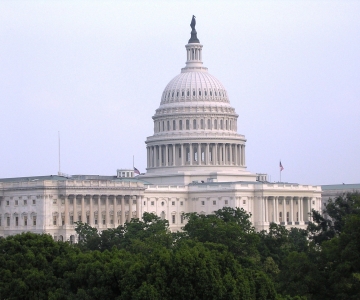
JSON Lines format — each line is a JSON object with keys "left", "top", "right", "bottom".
{"left": 0, "top": 1, "right": 359, "bottom": 185}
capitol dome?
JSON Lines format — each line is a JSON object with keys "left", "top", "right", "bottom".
{"left": 160, "top": 71, "right": 230, "bottom": 106}
{"left": 143, "top": 17, "right": 248, "bottom": 180}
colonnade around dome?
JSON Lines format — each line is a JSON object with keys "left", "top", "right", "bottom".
{"left": 146, "top": 142, "right": 246, "bottom": 169}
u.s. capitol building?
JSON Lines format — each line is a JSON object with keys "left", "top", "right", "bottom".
{"left": 0, "top": 19, "right": 322, "bottom": 241}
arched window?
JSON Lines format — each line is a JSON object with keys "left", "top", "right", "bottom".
{"left": 186, "top": 120, "right": 190, "bottom": 130}
{"left": 182, "top": 91, "right": 184, "bottom": 96}
{"left": 230, "top": 120, "right": 232, "bottom": 130}
{"left": 207, "top": 119, "right": 211, "bottom": 129}
{"left": 176, "top": 91, "right": 179, "bottom": 97}
{"left": 167, "top": 120, "right": 170, "bottom": 131}
{"left": 193, "top": 119, "right": 197, "bottom": 129}
{"left": 162, "top": 121, "right": 165, "bottom": 131}
{"left": 199, "top": 90, "right": 201, "bottom": 96}
{"left": 220, "top": 120, "right": 223, "bottom": 130}
{"left": 214, "top": 119, "right": 218, "bottom": 129}
{"left": 193, "top": 90, "right": 195, "bottom": 96}
{"left": 187, "top": 90, "right": 190, "bottom": 96}
{"left": 225, "top": 120, "right": 228, "bottom": 130}
{"left": 205, "top": 90, "right": 207, "bottom": 96}
{"left": 179, "top": 120, "right": 183, "bottom": 130}
{"left": 210, "top": 91, "right": 212, "bottom": 96}
{"left": 200, "top": 119, "right": 204, "bottom": 129}
{"left": 279, "top": 212, "right": 282, "bottom": 222}
{"left": 173, "top": 120, "right": 176, "bottom": 130}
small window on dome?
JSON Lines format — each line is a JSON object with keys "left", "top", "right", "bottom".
{"left": 210, "top": 91, "right": 212, "bottom": 96}
{"left": 215, "top": 91, "right": 217, "bottom": 96}
{"left": 172, "top": 92, "right": 174, "bottom": 97}
{"left": 205, "top": 91, "right": 207, "bottom": 96}
{"left": 187, "top": 90, "right": 190, "bottom": 96}
{"left": 168, "top": 92, "right": 170, "bottom": 98}
{"left": 199, "top": 91, "right": 201, "bottom": 96}
{"left": 193, "top": 90, "right": 195, "bottom": 96}
{"left": 182, "top": 91, "right": 184, "bottom": 97}
{"left": 177, "top": 91, "right": 179, "bottom": 97}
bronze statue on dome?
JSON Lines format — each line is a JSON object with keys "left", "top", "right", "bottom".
{"left": 188, "top": 15, "right": 200, "bottom": 44}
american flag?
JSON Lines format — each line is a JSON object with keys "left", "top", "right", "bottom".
{"left": 279, "top": 161, "right": 284, "bottom": 172}
{"left": 134, "top": 167, "right": 140, "bottom": 175}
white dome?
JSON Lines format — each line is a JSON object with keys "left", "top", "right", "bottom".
{"left": 160, "top": 71, "right": 229, "bottom": 105}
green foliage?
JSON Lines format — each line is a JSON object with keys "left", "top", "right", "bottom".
{"left": 3, "top": 196, "right": 360, "bottom": 299}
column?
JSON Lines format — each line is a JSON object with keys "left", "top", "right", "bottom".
{"left": 129, "top": 196, "right": 133, "bottom": 221}
{"left": 229, "top": 144, "right": 233, "bottom": 165}
{"left": 299, "top": 197, "right": 303, "bottom": 222}
{"left": 114, "top": 196, "right": 118, "bottom": 226}
{"left": 290, "top": 197, "right": 294, "bottom": 224}
{"left": 198, "top": 143, "right": 201, "bottom": 165}
{"left": 64, "top": 196, "right": 69, "bottom": 225}
{"left": 136, "top": 196, "right": 140, "bottom": 219}
{"left": 98, "top": 195, "right": 101, "bottom": 226}
{"left": 215, "top": 143, "right": 218, "bottom": 165}
{"left": 206, "top": 143, "right": 209, "bottom": 165}
{"left": 235, "top": 145, "right": 238, "bottom": 165}
{"left": 272, "top": 197, "right": 275, "bottom": 223}
{"left": 121, "top": 196, "right": 125, "bottom": 225}
{"left": 283, "top": 197, "right": 286, "bottom": 224}
{"left": 165, "top": 144, "right": 168, "bottom": 166}
{"left": 153, "top": 146, "right": 156, "bottom": 167}
{"left": 159, "top": 145, "right": 162, "bottom": 167}
{"left": 307, "top": 198, "right": 311, "bottom": 222}
{"left": 181, "top": 144, "right": 184, "bottom": 166}
{"left": 243, "top": 145, "right": 246, "bottom": 166}
{"left": 275, "top": 197, "right": 278, "bottom": 223}
{"left": 222, "top": 144, "right": 225, "bottom": 165}
{"left": 105, "top": 196, "right": 109, "bottom": 226}
{"left": 81, "top": 196, "right": 85, "bottom": 223}
{"left": 239, "top": 145, "right": 242, "bottom": 166}
{"left": 189, "top": 143, "right": 193, "bottom": 165}
{"left": 89, "top": 196, "right": 94, "bottom": 225}
{"left": 265, "top": 197, "right": 268, "bottom": 222}
{"left": 73, "top": 195, "right": 77, "bottom": 223}
{"left": 172, "top": 144, "right": 176, "bottom": 166}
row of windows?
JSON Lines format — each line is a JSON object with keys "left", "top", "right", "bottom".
{"left": 156, "top": 118, "right": 236, "bottom": 132}
{"left": 201, "top": 200, "right": 229, "bottom": 205}
{"left": 162, "top": 89, "right": 227, "bottom": 101}
{"left": 1, "top": 199, "right": 36, "bottom": 206}
{"left": 147, "top": 201, "right": 184, "bottom": 206}
{"left": 0, "top": 216, "right": 36, "bottom": 227}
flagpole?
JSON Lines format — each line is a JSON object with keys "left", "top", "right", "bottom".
{"left": 133, "top": 155, "right": 134, "bottom": 169}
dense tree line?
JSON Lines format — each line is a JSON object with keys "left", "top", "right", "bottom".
{"left": 1, "top": 192, "right": 359, "bottom": 299}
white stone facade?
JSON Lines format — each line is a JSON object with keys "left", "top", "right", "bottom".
{"left": 0, "top": 23, "right": 322, "bottom": 239}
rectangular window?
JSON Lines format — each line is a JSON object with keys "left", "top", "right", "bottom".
{"left": 78, "top": 216, "right": 81, "bottom": 222}
{"left": 243, "top": 200, "right": 246, "bottom": 204}
{"left": 102, "top": 217, "right": 105, "bottom": 225}
{"left": 33, "top": 216, "right": 36, "bottom": 226}
{"left": 15, "top": 200, "right": 18, "bottom": 206}
{"left": 180, "top": 215, "right": 184, "bottom": 224}
{"left": 151, "top": 201, "right": 154, "bottom": 206}
{"left": 53, "top": 199, "right": 57, "bottom": 204}
{"left": 24, "top": 200, "right": 27, "bottom": 205}
{"left": 110, "top": 217, "right": 113, "bottom": 224}
{"left": 15, "top": 217, "right": 18, "bottom": 226}
{"left": 32, "top": 199, "right": 36, "bottom": 205}
{"left": 61, "top": 199, "right": 65, "bottom": 205}
{"left": 24, "top": 216, "right": 27, "bottom": 226}
{"left": 172, "top": 215, "right": 175, "bottom": 224}
{"left": 62, "top": 217, "right": 65, "bottom": 225}
{"left": 53, "top": 216, "right": 57, "bottom": 225}
{"left": 286, "top": 212, "right": 289, "bottom": 222}
{"left": 172, "top": 201, "right": 175, "bottom": 206}
{"left": 201, "top": 201, "right": 205, "bottom": 205}
{"left": 70, "top": 216, "right": 74, "bottom": 225}
{"left": 6, "top": 200, "right": 9, "bottom": 206}
{"left": 7, "top": 217, "right": 10, "bottom": 226}
{"left": 180, "top": 201, "right": 183, "bottom": 206}
{"left": 144, "top": 201, "right": 146, "bottom": 205}
{"left": 86, "top": 215, "right": 89, "bottom": 224}
{"left": 94, "top": 218, "right": 98, "bottom": 225}
{"left": 225, "top": 200, "right": 228, "bottom": 205}
{"left": 213, "top": 200, "right": 216, "bottom": 205}
{"left": 312, "top": 201, "right": 315, "bottom": 205}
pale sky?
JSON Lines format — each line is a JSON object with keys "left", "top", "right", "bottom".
{"left": 0, "top": 1, "right": 359, "bottom": 185}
